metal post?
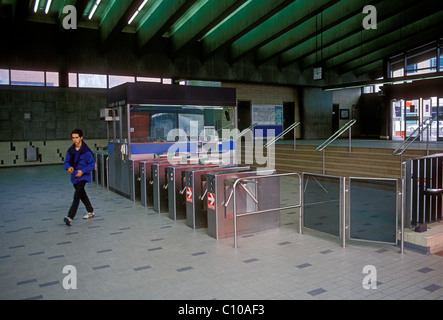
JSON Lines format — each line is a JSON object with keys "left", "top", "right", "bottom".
{"left": 426, "top": 122, "right": 430, "bottom": 156}
{"left": 233, "top": 181, "right": 238, "bottom": 248}
{"left": 299, "top": 174, "right": 303, "bottom": 234}
{"left": 293, "top": 126, "right": 297, "bottom": 150}
{"left": 349, "top": 126, "right": 352, "bottom": 153}
{"left": 342, "top": 177, "right": 346, "bottom": 248}
{"left": 401, "top": 164, "right": 405, "bottom": 254}
{"left": 322, "top": 149, "right": 325, "bottom": 174}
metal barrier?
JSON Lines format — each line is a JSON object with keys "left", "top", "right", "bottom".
{"left": 233, "top": 172, "right": 302, "bottom": 248}
{"left": 232, "top": 171, "right": 403, "bottom": 253}
{"left": 404, "top": 153, "right": 443, "bottom": 229}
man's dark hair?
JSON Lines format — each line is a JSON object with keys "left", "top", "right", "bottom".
{"left": 71, "top": 129, "right": 83, "bottom": 137}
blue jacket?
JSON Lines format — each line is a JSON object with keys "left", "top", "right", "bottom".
{"left": 63, "top": 143, "right": 95, "bottom": 184}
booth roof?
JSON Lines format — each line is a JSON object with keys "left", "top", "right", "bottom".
{"left": 107, "top": 82, "right": 236, "bottom": 107}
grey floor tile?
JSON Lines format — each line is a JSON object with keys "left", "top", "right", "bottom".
{"left": 1, "top": 165, "right": 443, "bottom": 300}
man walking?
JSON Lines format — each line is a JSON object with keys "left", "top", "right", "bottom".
{"left": 63, "top": 129, "right": 95, "bottom": 226}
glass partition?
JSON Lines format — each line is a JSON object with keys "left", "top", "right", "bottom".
{"left": 349, "top": 178, "right": 398, "bottom": 244}
{"left": 302, "top": 173, "right": 341, "bottom": 237}
{"left": 128, "top": 105, "right": 232, "bottom": 143}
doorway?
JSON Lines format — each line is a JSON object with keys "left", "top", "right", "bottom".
{"left": 391, "top": 96, "right": 443, "bottom": 141}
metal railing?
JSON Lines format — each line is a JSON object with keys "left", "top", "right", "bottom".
{"left": 236, "top": 123, "right": 258, "bottom": 139}
{"left": 264, "top": 121, "right": 300, "bottom": 150}
{"left": 403, "top": 153, "right": 443, "bottom": 229}
{"left": 232, "top": 172, "right": 302, "bottom": 248}
{"left": 392, "top": 118, "right": 434, "bottom": 157}
{"left": 316, "top": 120, "right": 356, "bottom": 174}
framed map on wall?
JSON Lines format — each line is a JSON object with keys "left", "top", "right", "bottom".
{"left": 252, "top": 105, "right": 283, "bottom": 125}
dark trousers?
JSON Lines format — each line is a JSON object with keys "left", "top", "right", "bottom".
{"left": 68, "top": 180, "right": 93, "bottom": 219}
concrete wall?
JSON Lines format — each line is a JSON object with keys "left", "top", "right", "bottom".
{"left": 0, "top": 82, "right": 349, "bottom": 167}
{"left": 0, "top": 86, "right": 108, "bottom": 167}
{"left": 332, "top": 88, "right": 361, "bottom": 137}
{"left": 0, "top": 86, "right": 107, "bottom": 141}
{"left": 301, "top": 87, "right": 333, "bottom": 139}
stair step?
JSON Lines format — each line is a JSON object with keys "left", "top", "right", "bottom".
{"left": 238, "top": 143, "right": 440, "bottom": 179}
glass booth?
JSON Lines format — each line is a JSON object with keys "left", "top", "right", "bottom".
{"left": 104, "top": 82, "right": 237, "bottom": 198}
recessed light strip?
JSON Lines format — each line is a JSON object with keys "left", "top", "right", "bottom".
{"left": 88, "top": 0, "right": 102, "bottom": 20}
{"left": 45, "top": 0, "right": 52, "bottom": 14}
{"left": 128, "top": 0, "right": 149, "bottom": 25}
{"left": 34, "top": 0, "right": 39, "bottom": 12}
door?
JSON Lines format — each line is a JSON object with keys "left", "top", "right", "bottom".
{"left": 438, "top": 97, "right": 443, "bottom": 141}
{"left": 283, "top": 101, "right": 295, "bottom": 140}
{"left": 404, "top": 99, "right": 420, "bottom": 138}
{"left": 392, "top": 99, "right": 404, "bottom": 140}
{"left": 332, "top": 104, "right": 339, "bottom": 134}
{"left": 237, "top": 100, "right": 251, "bottom": 132}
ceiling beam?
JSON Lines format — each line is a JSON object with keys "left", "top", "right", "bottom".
{"left": 231, "top": 0, "right": 340, "bottom": 64}
{"left": 136, "top": 0, "right": 198, "bottom": 52}
{"left": 99, "top": 0, "right": 141, "bottom": 48}
{"left": 336, "top": 12, "right": 443, "bottom": 75}
{"left": 170, "top": 0, "right": 247, "bottom": 57}
{"left": 12, "top": 0, "right": 30, "bottom": 27}
{"left": 275, "top": 0, "right": 385, "bottom": 69}
{"left": 288, "top": 0, "right": 432, "bottom": 70}
{"left": 252, "top": 0, "right": 342, "bottom": 66}
{"left": 200, "top": 0, "right": 295, "bottom": 61}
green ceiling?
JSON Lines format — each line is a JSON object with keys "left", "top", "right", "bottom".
{"left": 1, "top": 0, "right": 443, "bottom": 82}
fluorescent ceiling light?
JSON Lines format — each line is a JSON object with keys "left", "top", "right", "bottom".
{"left": 88, "top": 0, "right": 102, "bottom": 20}
{"left": 34, "top": 0, "right": 40, "bottom": 13}
{"left": 45, "top": 0, "right": 52, "bottom": 14}
{"left": 128, "top": 0, "right": 149, "bottom": 25}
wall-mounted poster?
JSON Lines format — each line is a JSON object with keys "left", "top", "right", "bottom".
{"left": 252, "top": 105, "right": 283, "bottom": 125}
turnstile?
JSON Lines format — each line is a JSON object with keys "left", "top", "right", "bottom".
{"left": 206, "top": 169, "right": 279, "bottom": 239}
{"left": 152, "top": 161, "right": 200, "bottom": 213}
{"left": 140, "top": 159, "right": 171, "bottom": 207}
{"left": 92, "top": 150, "right": 108, "bottom": 188}
{"left": 167, "top": 164, "right": 219, "bottom": 220}
{"left": 129, "top": 156, "right": 157, "bottom": 202}
{"left": 185, "top": 166, "right": 250, "bottom": 229}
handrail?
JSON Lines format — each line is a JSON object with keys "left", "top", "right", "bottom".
{"left": 316, "top": 119, "right": 356, "bottom": 152}
{"left": 264, "top": 121, "right": 300, "bottom": 149}
{"left": 392, "top": 118, "right": 434, "bottom": 156}
{"left": 236, "top": 123, "right": 258, "bottom": 139}
{"left": 232, "top": 172, "right": 302, "bottom": 248}
{"left": 316, "top": 120, "right": 356, "bottom": 174}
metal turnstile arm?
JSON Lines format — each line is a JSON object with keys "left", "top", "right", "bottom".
{"left": 239, "top": 183, "right": 258, "bottom": 204}
{"left": 200, "top": 188, "right": 208, "bottom": 200}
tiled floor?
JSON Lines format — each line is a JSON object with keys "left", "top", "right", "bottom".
{"left": 1, "top": 165, "right": 443, "bottom": 300}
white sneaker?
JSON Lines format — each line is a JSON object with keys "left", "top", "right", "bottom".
{"left": 83, "top": 212, "right": 95, "bottom": 219}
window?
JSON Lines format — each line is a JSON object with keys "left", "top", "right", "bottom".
{"left": 389, "top": 40, "right": 442, "bottom": 79}
{"left": 0, "top": 69, "right": 9, "bottom": 85}
{"left": 109, "top": 75, "right": 135, "bottom": 88}
{"left": 78, "top": 73, "right": 107, "bottom": 88}
{"left": 69, "top": 73, "right": 78, "bottom": 87}
{"left": 136, "top": 76, "right": 161, "bottom": 83}
{"left": 11, "top": 70, "right": 45, "bottom": 86}
{"left": 0, "top": 68, "right": 172, "bottom": 88}
{"left": 46, "top": 72, "right": 59, "bottom": 87}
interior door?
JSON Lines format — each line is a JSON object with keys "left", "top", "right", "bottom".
{"left": 404, "top": 99, "right": 420, "bottom": 138}
{"left": 438, "top": 98, "right": 443, "bottom": 141}
{"left": 332, "top": 104, "right": 339, "bottom": 134}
